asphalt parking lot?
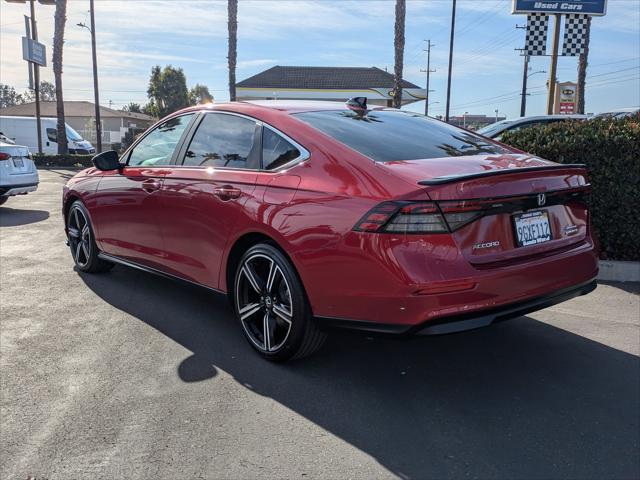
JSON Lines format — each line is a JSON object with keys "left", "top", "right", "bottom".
{"left": 1, "top": 169, "right": 639, "bottom": 480}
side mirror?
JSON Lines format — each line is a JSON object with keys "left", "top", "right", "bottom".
{"left": 92, "top": 150, "right": 121, "bottom": 171}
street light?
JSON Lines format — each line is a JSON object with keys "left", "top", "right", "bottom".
{"left": 77, "top": 0, "right": 102, "bottom": 152}
{"left": 528, "top": 69, "right": 546, "bottom": 79}
{"left": 495, "top": 109, "right": 499, "bottom": 122}
{"left": 463, "top": 111, "right": 469, "bottom": 128}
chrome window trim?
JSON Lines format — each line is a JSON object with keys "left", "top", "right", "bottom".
{"left": 173, "top": 110, "right": 310, "bottom": 173}
{"left": 261, "top": 123, "right": 310, "bottom": 172}
{"left": 122, "top": 112, "right": 198, "bottom": 168}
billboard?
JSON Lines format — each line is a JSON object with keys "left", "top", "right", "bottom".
{"left": 512, "top": 0, "right": 607, "bottom": 16}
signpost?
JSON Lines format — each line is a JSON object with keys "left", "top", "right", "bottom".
{"left": 6, "top": 0, "right": 56, "bottom": 154}
{"left": 513, "top": 0, "right": 606, "bottom": 114}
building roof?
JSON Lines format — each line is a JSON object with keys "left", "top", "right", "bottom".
{"left": 237, "top": 66, "right": 421, "bottom": 90}
{"left": 0, "top": 101, "right": 155, "bottom": 121}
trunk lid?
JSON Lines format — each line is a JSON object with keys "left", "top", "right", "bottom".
{"left": 379, "top": 154, "right": 591, "bottom": 266}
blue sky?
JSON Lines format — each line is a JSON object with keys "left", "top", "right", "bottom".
{"left": 1, "top": 0, "right": 638, "bottom": 118}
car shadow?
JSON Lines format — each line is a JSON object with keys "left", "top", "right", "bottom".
{"left": 0, "top": 207, "right": 50, "bottom": 227}
{"left": 79, "top": 266, "right": 640, "bottom": 480}
{"left": 598, "top": 280, "right": 640, "bottom": 295}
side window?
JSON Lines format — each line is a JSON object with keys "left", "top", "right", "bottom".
{"left": 46, "top": 128, "right": 57, "bottom": 143}
{"left": 128, "top": 114, "right": 194, "bottom": 167}
{"left": 262, "top": 128, "right": 301, "bottom": 170}
{"left": 183, "top": 113, "right": 259, "bottom": 169}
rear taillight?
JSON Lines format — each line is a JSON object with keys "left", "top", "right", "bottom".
{"left": 438, "top": 201, "right": 485, "bottom": 230}
{"left": 354, "top": 201, "right": 449, "bottom": 234}
{"left": 354, "top": 200, "right": 486, "bottom": 234}
{"left": 0, "top": 153, "right": 11, "bottom": 161}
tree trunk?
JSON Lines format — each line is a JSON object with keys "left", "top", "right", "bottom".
{"left": 577, "top": 16, "right": 591, "bottom": 114}
{"left": 228, "top": 0, "right": 238, "bottom": 102}
{"left": 53, "top": 0, "right": 68, "bottom": 154}
{"left": 392, "top": 0, "right": 406, "bottom": 109}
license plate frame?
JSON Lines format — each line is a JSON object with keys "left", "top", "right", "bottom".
{"left": 12, "top": 158, "right": 24, "bottom": 168}
{"left": 513, "top": 210, "right": 552, "bottom": 247}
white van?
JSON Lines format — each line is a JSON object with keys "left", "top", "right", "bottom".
{"left": 0, "top": 116, "right": 95, "bottom": 155}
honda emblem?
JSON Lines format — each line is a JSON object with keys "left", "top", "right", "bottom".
{"left": 537, "top": 193, "right": 546, "bottom": 206}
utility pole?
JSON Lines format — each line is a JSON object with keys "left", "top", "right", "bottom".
{"left": 546, "top": 13, "right": 561, "bottom": 115}
{"left": 79, "top": 0, "right": 102, "bottom": 152}
{"left": 89, "top": 0, "right": 101, "bottom": 152}
{"left": 444, "top": 0, "right": 456, "bottom": 122}
{"left": 515, "top": 24, "right": 528, "bottom": 118}
{"left": 29, "top": 0, "right": 42, "bottom": 154}
{"left": 520, "top": 54, "right": 529, "bottom": 117}
{"left": 420, "top": 39, "right": 436, "bottom": 116}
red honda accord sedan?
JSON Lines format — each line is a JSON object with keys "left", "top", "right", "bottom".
{"left": 63, "top": 100, "right": 598, "bottom": 361}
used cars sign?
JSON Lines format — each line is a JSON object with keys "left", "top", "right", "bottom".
{"left": 512, "top": 0, "right": 607, "bottom": 16}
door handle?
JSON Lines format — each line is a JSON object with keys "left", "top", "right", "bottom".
{"left": 141, "top": 178, "right": 161, "bottom": 193}
{"left": 214, "top": 185, "right": 241, "bottom": 201}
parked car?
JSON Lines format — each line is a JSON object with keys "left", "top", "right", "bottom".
{"left": 0, "top": 116, "right": 95, "bottom": 154}
{"left": 62, "top": 100, "right": 598, "bottom": 361}
{"left": 593, "top": 107, "right": 639, "bottom": 119}
{"left": 478, "top": 114, "right": 587, "bottom": 140}
{"left": 0, "top": 132, "right": 15, "bottom": 144}
{"left": 0, "top": 141, "right": 39, "bottom": 206}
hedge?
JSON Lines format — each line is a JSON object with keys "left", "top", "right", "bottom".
{"left": 500, "top": 114, "right": 640, "bottom": 261}
{"left": 33, "top": 154, "right": 94, "bottom": 168}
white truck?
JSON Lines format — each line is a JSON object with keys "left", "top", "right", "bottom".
{"left": 0, "top": 116, "right": 95, "bottom": 155}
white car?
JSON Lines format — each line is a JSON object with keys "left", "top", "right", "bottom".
{"left": 478, "top": 114, "right": 587, "bottom": 140}
{"left": 0, "top": 141, "right": 39, "bottom": 206}
{"left": 593, "top": 107, "right": 639, "bottom": 119}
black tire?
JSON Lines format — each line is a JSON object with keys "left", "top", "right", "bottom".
{"left": 67, "top": 200, "right": 113, "bottom": 273}
{"left": 233, "top": 243, "right": 326, "bottom": 362}
{"left": 0, "top": 197, "right": 8, "bottom": 206}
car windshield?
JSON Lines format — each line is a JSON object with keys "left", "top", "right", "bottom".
{"left": 295, "top": 109, "right": 509, "bottom": 162}
{"left": 65, "top": 125, "right": 83, "bottom": 142}
{"left": 477, "top": 119, "right": 513, "bottom": 137}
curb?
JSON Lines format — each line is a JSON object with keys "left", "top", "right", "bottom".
{"left": 597, "top": 260, "right": 640, "bottom": 283}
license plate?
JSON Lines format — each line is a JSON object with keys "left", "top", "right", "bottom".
{"left": 12, "top": 158, "right": 24, "bottom": 168}
{"left": 513, "top": 210, "right": 552, "bottom": 247}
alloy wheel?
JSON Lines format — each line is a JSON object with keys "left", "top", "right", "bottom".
{"left": 67, "top": 205, "right": 92, "bottom": 268}
{"left": 235, "top": 253, "right": 293, "bottom": 353}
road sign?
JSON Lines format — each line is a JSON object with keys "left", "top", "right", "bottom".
{"left": 21, "top": 36, "right": 46, "bottom": 66}
{"left": 512, "top": 0, "right": 607, "bottom": 16}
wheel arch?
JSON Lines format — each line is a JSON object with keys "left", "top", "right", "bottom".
{"left": 223, "top": 231, "right": 307, "bottom": 305}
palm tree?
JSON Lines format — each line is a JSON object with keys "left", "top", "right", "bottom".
{"left": 52, "top": 0, "right": 68, "bottom": 154}
{"left": 228, "top": 0, "right": 238, "bottom": 102}
{"left": 392, "top": 0, "right": 406, "bottom": 108}
{"left": 576, "top": 16, "right": 591, "bottom": 114}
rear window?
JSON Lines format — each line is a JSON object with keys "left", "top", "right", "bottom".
{"left": 295, "top": 109, "right": 509, "bottom": 162}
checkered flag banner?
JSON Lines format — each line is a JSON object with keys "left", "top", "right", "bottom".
{"left": 525, "top": 13, "right": 549, "bottom": 56}
{"left": 562, "top": 14, "right": 589, "bottom": 56}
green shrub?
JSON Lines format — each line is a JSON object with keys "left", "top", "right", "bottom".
{"left": 33, "top": 154, "right": 94, "bottom": 168}
{"left": 500, "top": 114, "right": 640, "bottom": 261}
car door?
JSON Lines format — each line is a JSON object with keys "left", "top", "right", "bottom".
{"left": 159, "top": 112, "right": 260, "bottom": 288}
{"left": 91, "top": 113, "right": 196, "bottom": 269}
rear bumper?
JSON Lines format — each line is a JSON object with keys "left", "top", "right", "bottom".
{"left": 0, "top": 182, "right": 38, "bottom": 196}
{"left": 319, "top": 279, "right": 597, "bottom": 335}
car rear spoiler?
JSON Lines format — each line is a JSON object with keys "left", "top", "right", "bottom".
{"left": 417, "top": 164, "right": 587, "bottom": 186}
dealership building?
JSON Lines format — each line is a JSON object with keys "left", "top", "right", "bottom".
{"left": 236, "top": 66, "right": 427, "bottom": 107}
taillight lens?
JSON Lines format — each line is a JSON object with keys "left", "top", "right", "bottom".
{"left": 353, "top": 200, "right": 484, "bottom": 234}
{"left": 353, "top": 201, "right": 449, "bottom": 234}
{"left": 438, "top": 201, "right": 485, "bottom": 230}
{"left": 0, "top": 152, "right": 11, "bottom": 161}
